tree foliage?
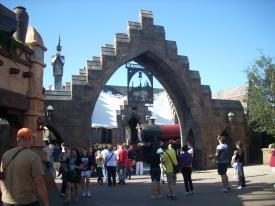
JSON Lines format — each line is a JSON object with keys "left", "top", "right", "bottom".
{"left": 247, "top": 54, "right": 275, "bottom": 137}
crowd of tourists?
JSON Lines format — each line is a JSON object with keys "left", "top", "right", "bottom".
{"left": 39, "top": 139, "right": 197, "bottom": 202}
{"left": 3, "top": 127, "right": 275, "bottom": 206}
{"left": 41, "top": 142, "right": 141, "bottom": 204}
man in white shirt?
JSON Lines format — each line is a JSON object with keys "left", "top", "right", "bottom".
{"left": 101, "top": 145, "right": 109, "bottom": 181}
{"left": 104, "top": 145, "right": 117, "bottom": 187}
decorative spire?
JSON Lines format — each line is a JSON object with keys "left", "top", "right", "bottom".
{"left": 57, "top": 35, "right": 62, "bottom": 53}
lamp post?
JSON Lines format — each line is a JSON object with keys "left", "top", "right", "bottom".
{"left": 121, "top": 114, "right": 127, "bottom": 144}
{"left": 46, "top": 105, "right": 54, "bottom": 121}
{"left": 227, "top": 112, "right": 235, "bottom": 123}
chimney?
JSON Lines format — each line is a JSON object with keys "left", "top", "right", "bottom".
{"left": 13, "top": 6, "right": 29, "bottom": 43}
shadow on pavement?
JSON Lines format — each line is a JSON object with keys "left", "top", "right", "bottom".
{"left": 49, "top": 176, "right": 275, "bottom": 206}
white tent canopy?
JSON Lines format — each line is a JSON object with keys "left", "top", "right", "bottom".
{"left": 91, "top": 91, "right": 174, "bottom": 128}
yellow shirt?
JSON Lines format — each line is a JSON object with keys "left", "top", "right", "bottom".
{"left": 0, "top": 147, "right": 44, "bottom": 204}
{"left": 162, "top": 148, "right": 178, "bottom": 173}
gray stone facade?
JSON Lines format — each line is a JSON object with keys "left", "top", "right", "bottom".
{"left": 45, "top": 10, "right": 248, "bottom": 168}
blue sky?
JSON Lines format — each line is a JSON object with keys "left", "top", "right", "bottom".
{"left": 3, "top": 0, "right": 275, "bottom": 92}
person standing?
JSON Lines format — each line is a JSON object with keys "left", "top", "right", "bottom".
{"left": 162, "top": 144, "right": 178, "bottom": 200}
{"left": 231, "top": 150, "right": 238, "bottom": 179}
{"left": 43, "top": 141, "right": 53, "bottom": 170}
{"left": 157, "top": 143, "right": 167, "bottom": 184}
{"left": 135, "top": 150, "right": 144, "bottom": 175}
{"left": 116, "top": 145, "right": 128, "bottom": 185}
{"left": 104, "top": 145, "right": 117, "bottom": 187}
{"left": 95, "top": 151, "right": 104, "bottom": 185}
{"left": 269, "top": 144, "right": 275, "bottom": 188}
{"left": 209, "top": 135, "right": 230, "bottom": 193}
{"left": 179, "top": 145, "right": 194, "bottom": 196}
{"left": 147, "top": 143, "right": 162, "bottom": 199}
{"left": 269, "top": 144, "right": 275, "bottom": 172}
{"left": 126, "top": 158, "right": 133, "bottom": 180}
{"left": 65, "top": 149, "right": 83, "bottom": 204}
{"left": 101, "top": 145, "right": 109, "bottom": 182}
{"left": 235, "top": 141, "right": 246, "bottom": 189}
{"left": 0, "top": 128, "right": 49, "bottom": 206}
{"left": 52, "top": 143, "right": 62, "bottom": 178}
{"left": 59, "top": 145, "right": 70, "bottom": 197}
{"left": 80, "top": 148, "right": 92, "bottom": 197}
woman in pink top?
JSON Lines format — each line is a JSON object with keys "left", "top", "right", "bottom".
{"left": 269, "top": 144, "right": 275, "bottom": 171}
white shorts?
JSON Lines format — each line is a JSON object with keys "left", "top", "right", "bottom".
{"left": 81, "top": 170, "right": 91, "bottom": 177}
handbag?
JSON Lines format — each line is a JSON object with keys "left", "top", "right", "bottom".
{"left": 0, "top": 148, "right": 25, "bottom": 180}
{"left": 164, "top": 151, "right": 180, "bottom": 174}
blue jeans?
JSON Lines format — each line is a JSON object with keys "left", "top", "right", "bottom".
{"left": 117, "top": 165, "right": 126, "bottom": 184}
{"left": 237, "top": 163, "right": 246, "bottom": 187}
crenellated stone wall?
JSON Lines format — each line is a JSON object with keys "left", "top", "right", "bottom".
{"left": 45, "top": 10, "right": 248, "bottom": 168}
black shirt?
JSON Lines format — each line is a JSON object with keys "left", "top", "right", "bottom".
{"left": 235, "top": 149, "right": 245, "bottom": 164}
{"left": 147, "top": 151, "right": 161, "bottom": 169}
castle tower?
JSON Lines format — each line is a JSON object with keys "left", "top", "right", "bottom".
{"left": 51, "top": 36, "right": 64, "bottom": 90}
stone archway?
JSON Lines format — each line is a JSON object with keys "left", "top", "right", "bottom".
{"left": 84, "top": 11, "right": 199, "bottom": 147}
{"left": 46, "top": 10, "right": 248, "bottom": 168}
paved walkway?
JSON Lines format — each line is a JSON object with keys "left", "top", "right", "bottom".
{"left": 50, "top": 165, "right": 275, "bottom": 206}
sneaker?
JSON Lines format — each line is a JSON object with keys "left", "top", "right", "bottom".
{"left": 190, "top": 191, "right": 194, "bottom": 195}
{"left": 156, "top": 195, "right": 163, "bottom": 199}
{"left": 87, "top": 191, "right": 92, "bottom": 197}
{"left": 82, "top": 192, "right": 87, "bottom": 197}
{"left": 236, "top": 186, "right": 242, "bottom": 189}
{"left": 150, "top": 195, "right": 156, "bottom": 199}
{"left": 166, "top": 194, "right": 172, "bottom": 199}
{"left": 185, "top": 192, "right": 190, "bottom": 196}
{"left": 220, "top": 188, "right": 229, "bottom": 193}
{"left": 172, "top": 195, "right": 177, "bottom": 200}
{"left": 59, "top": 193, "right": 66, "bottom": 198}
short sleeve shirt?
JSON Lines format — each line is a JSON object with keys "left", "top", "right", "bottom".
{"left": 162, "top": 148, "right": 178, "bottom": 173}
{"left": 1, "top": 147, "right": 44, "bottom": 204}
{"left": 80, "top": 155, "right": 92, "bottom": 171}
{"left": 105, "top": 151, "right": 117, "bottom": 167}
{"left": 216, "top": 143, "right": 229, "bottom": 164}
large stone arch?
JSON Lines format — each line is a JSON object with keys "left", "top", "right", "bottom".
{"left": 83, "top": 11, "right": 202, "bottom": 146}
{"left": 46, "top": 10, "right": 248, "bottom": 168}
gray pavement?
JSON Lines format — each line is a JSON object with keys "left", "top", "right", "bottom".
{"left": 50, "top": 165, "right": 275, "bottom": 206}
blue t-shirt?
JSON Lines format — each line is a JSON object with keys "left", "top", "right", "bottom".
{"left": 216, "top": 144, "right": 229, "bottom": 164}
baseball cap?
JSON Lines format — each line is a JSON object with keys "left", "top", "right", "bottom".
{"left": 17, "top": 128, "right": 33, "bottom": 139}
